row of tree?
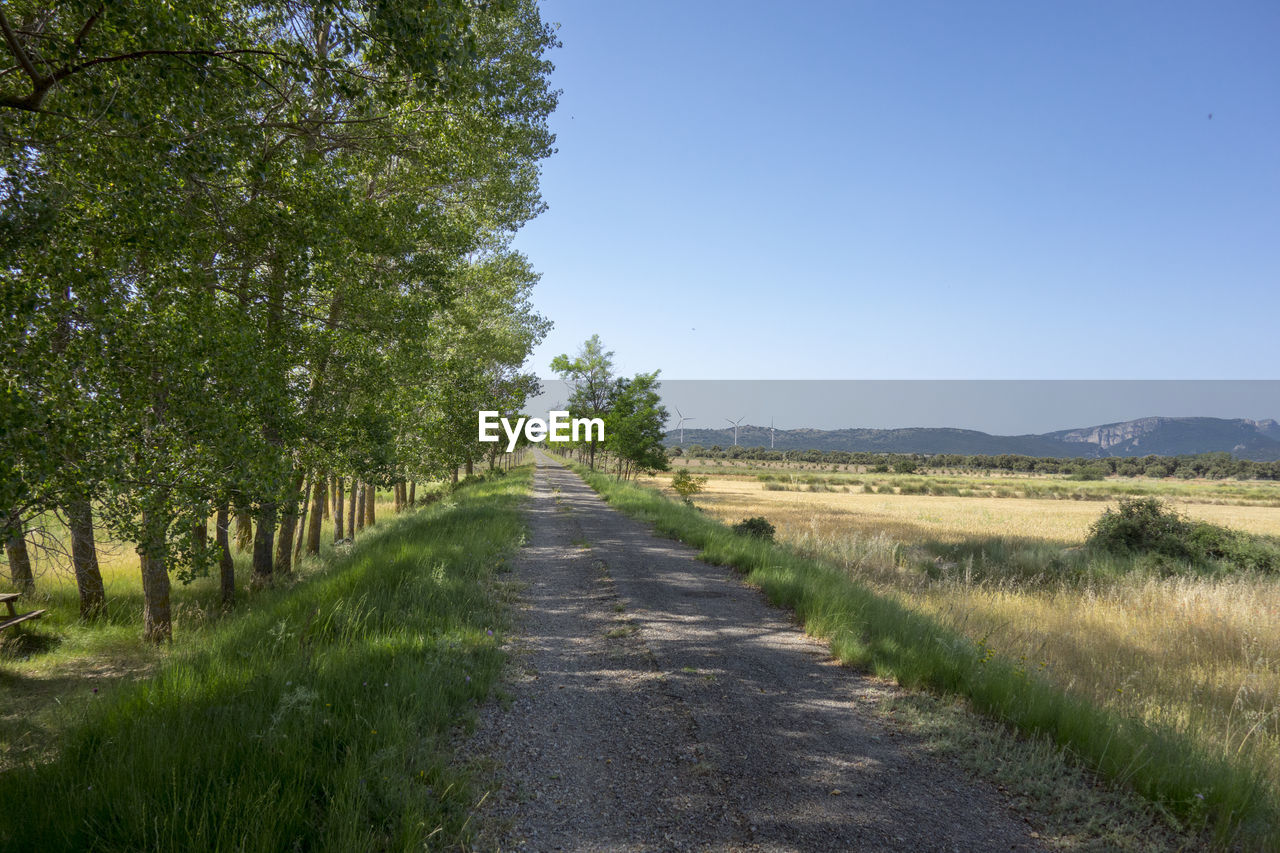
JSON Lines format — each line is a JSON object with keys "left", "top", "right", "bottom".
{"left": 675, "top": 446, "right": 1280, "bottom": 480}
{"left": 549, "top": 335, "right": 670, "bottom": 480}
{"left": 1, "top": 1, "right": 558, "bottom": 639}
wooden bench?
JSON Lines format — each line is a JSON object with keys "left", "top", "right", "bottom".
{"left": 0, "top": 592, "right": 46, "bottom": 632}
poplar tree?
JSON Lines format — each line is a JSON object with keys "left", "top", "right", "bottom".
{"left": 1, "top": 0, "right": 558, "bottom": 640}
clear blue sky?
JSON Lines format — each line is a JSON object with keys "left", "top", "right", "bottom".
{"left": 512, "top": 1, "right": 1278, "bottom": 381}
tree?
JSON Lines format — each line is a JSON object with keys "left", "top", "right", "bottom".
{"left": 551, "top": 335, "right": 615, "bottom": 469}
{"left": 604, "top": 372, "right": 669, "bottom": 481}
{"left": 1, "top": 0, "right": 559, "bottom": 640}
{"left": 670, "top": 469, "right": 707, "bottom": 504}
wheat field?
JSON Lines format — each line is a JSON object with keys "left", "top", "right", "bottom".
{"left": 689, "top": 476, "right": 1280, "bottom": 541}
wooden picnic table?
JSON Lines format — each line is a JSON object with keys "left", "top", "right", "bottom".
{"left": 0, "top": 591, "right": 46, "bottom": 632}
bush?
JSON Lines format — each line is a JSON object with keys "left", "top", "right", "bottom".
{"left": 1088, "top": 497, "right": 1280, "bottom": 573}
{"left": 1088, "top": 497, "right": 1192, "bottom": 559}
{"left": 731, "top": 516, "right": 775, "bottom": 541}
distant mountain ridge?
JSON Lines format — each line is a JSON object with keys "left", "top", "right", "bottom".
{"left": 665, "top": 417, "right": 1280, "bottom": 461}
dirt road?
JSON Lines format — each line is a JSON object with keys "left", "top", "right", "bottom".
{"left": 470, "top": 452, "right": 1041, "bottom": 851}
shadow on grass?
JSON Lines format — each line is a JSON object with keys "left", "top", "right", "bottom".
{"left": 0, "top": 470, "right": 531, "bottom": 853}
{"left": 0, "top": 631, "right": 61, "bottom": 661}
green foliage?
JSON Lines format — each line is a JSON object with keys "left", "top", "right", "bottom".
{"left": 731, "top": 516, "right": 776, "bottom": 541}
{"left": 603, "top": 371, "right": 669, "bottom": 479}
{"left": 551, "top": 334, "right": 616, "bottom": 421}
{"left": 550, "top": 335, "right": 615, "bottom": 467}
{"left": 1087, "top": 497, "right": 1279, "bottom": 573}
{"left": 891, "top": 459, "right": 919, "bottom": 474}
{"left": 670, "top": 469, "right": 708, "bottom": 503}
{"left": 1, "top": 0, "right": 558, "bottom": 633}
{"left": 0, "top": 471, "right": 531, "bottom": 851}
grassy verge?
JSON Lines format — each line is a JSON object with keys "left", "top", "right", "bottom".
{"left": 0, "top": 488, "right": 425, "bottom": 678}
{"left": 0, "top": 469, "right": 530, "bottom": 851}
{"left": 0, "top": 489, "right": 439, "bottom": 773}
{"left": 568, "top": 461, "right": 1277, "bottom": 850}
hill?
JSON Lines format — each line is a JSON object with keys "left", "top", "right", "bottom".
{"left": 667, "top": 417, "right": 1280, "bottom": 460}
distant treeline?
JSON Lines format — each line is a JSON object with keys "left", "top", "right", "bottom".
{"left": 672, "top": 446, "right": 1280, "bottom": 481}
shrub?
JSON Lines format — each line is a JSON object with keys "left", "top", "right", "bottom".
{"left": 1088, "top": 497, "right": 1196, "bottom": 560}
{"left": 1088, "top": 497, "right": 1280, "bottom": 573}
{"left": 731, "top": 516, "right": 775, "bottom": 541}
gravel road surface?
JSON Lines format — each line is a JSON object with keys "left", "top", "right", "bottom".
{"left": 469, "top": 452, "right": 1043, "bottom": 851}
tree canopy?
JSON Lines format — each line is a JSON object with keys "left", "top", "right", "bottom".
{"left": 1, "top": 0, "right": 558, "bottom": 639}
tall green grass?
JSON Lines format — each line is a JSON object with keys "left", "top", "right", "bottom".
{"left": 0, "top": 469, "right": 530, "bottom": 851}
{"left": 571, "top": 462, "right": 1278, "bottom": 850}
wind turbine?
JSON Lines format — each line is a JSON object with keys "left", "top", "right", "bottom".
{"left": 675, "top": 406, "right": 693, "bottom": 444}
{"left": 770, "top": 417, "right": 776, "bottom": 449}
{"left": 725, "top": 415, "right": 745, "bottom": 446}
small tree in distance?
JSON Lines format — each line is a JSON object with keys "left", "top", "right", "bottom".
{"left": 550, "top": 335, "right": 615, "bottom": 469}
{"left": 671, "top": 469, "right": 708, "bottom": 504}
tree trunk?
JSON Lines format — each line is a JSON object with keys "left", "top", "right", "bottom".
{"left": 465, "top": 459, "right": 473, "bottom": 477}
{"left": 333, "top": 477, "right": 345, "bottom": 543}
{"left": 348, "top": 481, "right": 359, "bottom": 538}
{"left": 139, "top": 551, "right": 172, "bottom": 642}
{"left": 67, "top": 497, "right": 105, "bottom": 618}
{"left": 235, "top": 508, "right": 253, "bottom": 552}
{"left": 364, "top": 483, "right": 375, "bottom": 527}
{"left": 251, "top": 503, "right": 276, "bottom": 587}
{"left": 215, "top": 502, "right": 234, "bottom": 608}
{"left": 137, "top": 511, "right": 172, "bottom": 642}
{"left": 4, "top": 511, "right": 34, "bottom": 592}
{"left": 393, "top": 481, "right": 403, "bottom": 513}
{"left": 275, "top": 472, "right": 306, "bottom": 574}
{"left": 293, "top": 473, "right": 312, "bottom": 560}
{"left": 192, "top": 515, "right": 207, "bottom": 567}
{"left": 306, "top": 476, "right": 325, "bottom": 555}
{"left": 451, "top": 468, "right": 458, "bottom": 486}
{"left": 408, "top": 481, "right": 415, "bottom": 507}
{"left": 355, "top": 484, "right": 366, "bottom": 532}
{"left": 323, "top": 476, "right": 332, "bottom": 521}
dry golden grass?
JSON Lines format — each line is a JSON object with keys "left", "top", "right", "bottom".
{"left": 675, "top": 475, "right": 1280, "bottom": 545}
{"left": 639, "top": 468, "right": 1280, "bottom": 800}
